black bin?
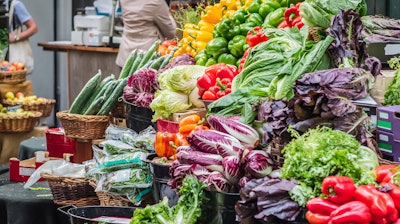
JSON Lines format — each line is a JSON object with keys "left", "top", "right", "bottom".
{"left": 59, "top": 205, "right": 135, "bottom": 224}
{"left": 146, "top": 153, "right": 179, "bottom": 207}
{"left": 198, "top": 190, "right": 241, "bottom": 224}
{"left": 125, "top": 101, "right": 156, "bottom": 133}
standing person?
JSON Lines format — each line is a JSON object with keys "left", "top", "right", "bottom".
{"left": 6, "top": 0, "right": 37, "bottom": 45}
{"left": 115, "top": 0, "right": 177, "bottom": 68}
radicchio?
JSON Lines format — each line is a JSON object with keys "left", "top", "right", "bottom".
{"left": 244, "top": 150, "right": 273, "bottom": 178}
{"left": 177, "top": 150, "right": 223, "bottom": 166}
{"left": 207, "top": 115, "right": 260, "bottom": 148}
{"left": 222, "top": 155, "right": 244, "bottom": 186}
{"left": 186, "top": 130, "right": 243, "bottom": 154}
{"left": 206, "top": 171, "right": 235, "bottom": 193}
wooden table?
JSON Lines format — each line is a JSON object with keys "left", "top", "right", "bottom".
{"left": 38, "top": 42, "right": 120, "bottom": 105}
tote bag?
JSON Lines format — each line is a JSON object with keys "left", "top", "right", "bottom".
{"left": 8, "top": 0, "right": 34, "bottom": 73}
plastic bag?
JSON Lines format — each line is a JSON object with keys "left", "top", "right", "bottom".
{"left": 24, "top": 160, "right": 86, "bottom": 188}
{"left": 100, "top": 139, "right": 135, "bottom": 155}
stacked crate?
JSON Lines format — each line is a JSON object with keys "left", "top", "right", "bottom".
{"left": 376, "top": 105, "right": 400, "bottom": 162}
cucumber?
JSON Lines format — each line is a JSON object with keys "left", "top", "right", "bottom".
{"left": 83, "top": 80, "right": 115, "bottom": 114}
{"left": 137, "top": 40, "right": 161, "bottom": 68}
{"left": 83, "top": 96, "right": 106, "bottom": 115}
{"left": 119, "top": 49, "right": 138, "bottom": 79}
{"left": 97, "top": 79, "right": 128, "bottom": 115}
{"left": 159, "top": 52, "right": 174, "bottom": 69}
{"left": 81, "top": 74, "right": 115, "bottom": 113}
{"left": 141, "top": 53, "right": 159, "bottom": 68}
{"left": 102, "top": 80, "right": 118, "bottom": 99}
{"left": 128, "top": 50, "right": 144, "bottom": 76}
{"left": 69, "top": 70, "right": 102, "bottom": 114}
{"left": 149, "top": 56, "right": 166, "bottom": 70}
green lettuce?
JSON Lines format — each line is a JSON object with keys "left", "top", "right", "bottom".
{"left": 158, "top": 65, "right": 206, "bottom": 94}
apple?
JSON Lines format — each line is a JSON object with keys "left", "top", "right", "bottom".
{"left": 15, "top": 108, "right": 24, "bottom": 113}
{"left": 15, "top": 92, "right": 24, "bottom": 99}
{"left": 5, "top": 92, "right": 14, "bottom": 100}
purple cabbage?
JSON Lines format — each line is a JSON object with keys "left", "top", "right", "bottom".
{"left": 207, "top": 115, "right": 260, "bottom": 148}
{"left": 239, "top": 176, "right": 252, "bottom": 188}
{"left": 186, "top": 130, "right": 243, "bottom": 155}
{"left": 168, "top": 161, "right": 210, "bottom": 189}
{"left": 216, "top": 142, "right": 249, "bottom": 159}
{"left": 222, "top": 155, "right": 244, "bottom": 186}
{"left": 157, "top": 53, "right": 196, "bottom": 75}
{"left": 244, "top": 150, "right": 273, "bottom": 179}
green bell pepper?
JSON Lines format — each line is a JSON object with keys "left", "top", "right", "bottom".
{"left": 231, "top": 9, "right": 247, "bottom": 25}
{"left": 228, "top": 35, "right": 246, "bottom": 57}
{"left": 205, "top": 57, "right": 217, "bottom": 66}
{"left": 263, "top": 7, "right": 286, "bottom": 28}
{"left": 195, "top": 50, "right": 208, "bottom": 66}
{"left": 218, "top": 53, "right": 238, "bottom": 66}
{"left": 215, "top": 18, "right": 233, "bottom": 39}
{"left": 239, "top": 23, "right": 254, "bottom": 36}
{"left": 205, "top": 37, "right": 229, "bottom": 59}
{"left": 247, "top": 0, "right": 261, "bottom": 13}
{"left": 259, "top": 1, "right": 281, "bottom": 18}
{"left": 247, "top": 13, "right": 264, "bottom": 26}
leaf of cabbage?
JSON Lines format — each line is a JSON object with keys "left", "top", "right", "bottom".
{"left": 150, "top": 89, "right": 191, "bottom": 121}
{"left": 157, "top": 65, "right": 206, "bottom": 94}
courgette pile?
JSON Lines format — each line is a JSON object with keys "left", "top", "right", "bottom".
{"left": 69, "top": 41, "right": 172, "bottom": 116}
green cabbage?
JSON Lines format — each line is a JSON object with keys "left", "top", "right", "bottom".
{"left": 150, "top": 89, "right": 191, "bottom": 121}
{"left": 158, "top": 65, "right": 206, "bottom": 94}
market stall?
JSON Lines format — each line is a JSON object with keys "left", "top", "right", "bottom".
{"left": 5, "top": 0, "right": 400, "bottom": 223}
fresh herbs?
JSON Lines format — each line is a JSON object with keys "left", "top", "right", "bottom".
{"left": 384, "top": 56, "right": 400, "bottom": 106}
{"left": 131, "top": 175, "right": 205, "bottom": 224}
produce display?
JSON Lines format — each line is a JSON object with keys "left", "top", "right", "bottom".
{"left": 40, "top": 0, "right": 400, "bottom": 223}
{"left": 0, "top": 60, "right": 25, "bottom": 71}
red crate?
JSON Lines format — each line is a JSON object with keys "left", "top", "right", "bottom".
{"left": 156, "top": 119, "right": 179, "bottom": 133}
{"left": 45, "top": 128, "right": 76, "bottom": 162}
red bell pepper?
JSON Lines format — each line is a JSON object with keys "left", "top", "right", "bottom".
{"left": 375, "top": 164, "right": 399, "bottom": 183}
{"left": 306, "top": 211, "right": 331, "bottom": 224}
{"left": 199, "top": 63, "right": 238, "bottom": 100}
{"left": 329, "top": 201, "right": 372, "bottom": 224}
{"left": 354, "top": 185, "right": 389, "bottom": 221}
{"left": 239, "top": 48, "right": 250, "bottom": 72}
{"left": 306, "top": 198, "right": 340, "bottom": 216}
{"left": 154, "top": 132, "right": 177, "bottom": 159}
{"left": 390, "top": 185, "right": 400, "bottom": 212}
{"left": 321, "top": 176, "right": 356, "bottom": 204}
{"left": 277, "top": 20, "right": 290, "bottom": 28}
{"left": 246, "top": 26, "right": 268, "bottom": 47}
{"left": 197, "top": 71, "right": 217, "bottom": 97}
{"left": 379, "top": 188, "right": 399, "bottom": 223}
{"left": 291, "top": 16, "right": 304, "bottom": 29}
{"left": 283, "top": 3, "right": 303, "bottom": 29}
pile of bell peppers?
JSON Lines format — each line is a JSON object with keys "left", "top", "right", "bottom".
{"left": 174, "top": 0, "right": 254, "bottom": 58}
{"left": 277, "top": 2, "right": 304, "bottom": 29}
{"left": 306, "top": 166, "right": 400, "bottom": 224}
{"left": 157, "top": 39, "right": 177, "bottom": 56}
{"left": 196, "top": 63, "right": 239, "bottom": 100}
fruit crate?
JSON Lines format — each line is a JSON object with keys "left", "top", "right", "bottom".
{"left": 45, "top": 128, "right": 76, "bottom": 162}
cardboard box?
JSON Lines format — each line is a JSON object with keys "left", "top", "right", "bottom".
{"left": 171, "top": 108, "right": 207, "bottom": 122}
{"left": 370, "top": 70, "right": 395, "bottom": 105}
{"left": 377, "top": 105, "right": 400, "bottom": 139}
{"left": 45, "top": 128, "right": 76, "bottom": 162}
{"left": 377, "top": 129, "right": 400, "bottom": 162}
{"left": 9, "top": 151, "right": 73, "bottom": 182}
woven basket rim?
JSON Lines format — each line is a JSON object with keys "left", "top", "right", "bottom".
{"left": 0, "top": 69, "right": 27, "bottom": 75}
{"left": 40, "top": 172, "right": 88, "bottom": 181}
{"left": 56, "top": 110, "right": 110, "bottom": 121}
{"left": 3, "top": 98, "right": 56, "bottom": 106}
{"left": 0, "top": 111, "right": 42, "bottom": 119}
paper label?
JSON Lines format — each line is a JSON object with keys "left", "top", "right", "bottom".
{"left": 385, "top": 44, "right": 400, "bottom": 56}
{"left": 19, "top": 167, "right": 35, "bottom": 176}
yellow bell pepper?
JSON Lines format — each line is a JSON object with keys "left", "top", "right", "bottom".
{"left": 184, "top": 23, "right": 197, "bottom": 30}
{"left": 193, "top": 41, "right": 207, "bottom": 53}
{"left": 197, "top": 20, "right": 215, "bottom": 33}
{"left": 223, "top": 9, "right": 237, "bottom": 18}
{"left": 242, "top": 0, "right": 253, "bottom": 9}
{"left": 220, "top": 0, "right": 237, "bottom": 10}
{"left": 194, "top": 31, "right": 213, "bottom": 43}
{"left": 201, "top": 5, "right": 223, "bottom": 24}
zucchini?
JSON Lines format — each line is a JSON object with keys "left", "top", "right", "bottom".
{"left": 83, "top": 96, "right": 106, "bottom": 115}
{"left": 69, "top": 70, "right": 102, "bottom": 114}
{"left": 137, "top": 40, "right": 161, "bottom": 68}
{"left": 119, "top": 49, "right": 138, "bottom": 79}
{"left": 128, "top": 50, "right": 144, "bottom": 76}
{"left": 97, "top": 79, "right": 127, "bottom": 115}
{"left": 81, "top": 74, "right": 115, "bottom": 113}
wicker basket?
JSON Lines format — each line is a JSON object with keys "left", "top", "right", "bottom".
{"left": 41, "top": 172, "right": 99, "bottom": 206}
{"left": 0, "top": 111, "right": 42, "bottom": 133}
{"left": 3, "top": 99, "right": 55, "bottom": 117}
{"left": 56, "top": 110, "right": 110, "bottom": 140}
{"left": 0, "top": 70, "right": 27, "bottom": 84}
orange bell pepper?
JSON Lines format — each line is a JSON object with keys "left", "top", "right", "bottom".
{"left": 178, "top": 114, "right": 207, "bottom": 137}
{"left": 154, "top": 132, "right": 177, "bottom": 158}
